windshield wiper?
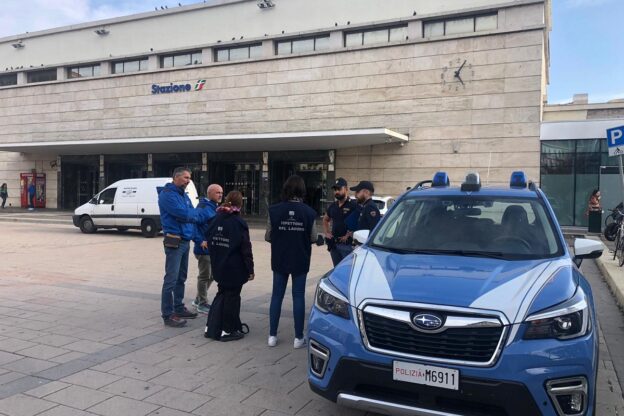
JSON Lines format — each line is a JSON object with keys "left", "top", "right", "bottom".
{"left": 436, "top": 250, "right": 509, "bottom": 260}
{"left": 370, "top": 245, "right": 510, "bottom": 259}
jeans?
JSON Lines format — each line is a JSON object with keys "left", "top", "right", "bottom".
{"left": 269, "top": 272, "right": 307, "bottom": 339}
{"left": 0, "top": 193, "right": 6, "bottom": 208}
{"left": 329, "top": 243, "right": 353, "bottom": 267}
{"left": 194, "top": 254, "right": 214, "bottom": 305}
{"left": 161, "top": 239, "right": 190, "bottom": 319}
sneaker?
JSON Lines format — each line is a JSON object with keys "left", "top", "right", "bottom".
{"left": 268, "top": 335, "right": 278, "bottom": 347}
{"left": 293, "top": 338, "right": 306, "bottom": 349}
{"left": 196, "top": 303, "right": 210, "bottom": 314}
{"left": 164, "top": 316, "right": 187, "bottom": 328}
{"left": 175, "top": 307, "right": 198, "bottom": 319}
{"left": 191, "top": 299, "right": 199, "bottom": 308}
{"left": 220, "top": 330, "right": 244, "bottom": 342}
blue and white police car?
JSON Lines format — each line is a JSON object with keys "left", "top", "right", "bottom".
{"left": 307, "top": 171, "right": 604, "bottom": 416}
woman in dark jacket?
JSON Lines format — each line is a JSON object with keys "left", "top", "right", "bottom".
{"left": 265, "top": 175, "right": 318, "bottom": 349}
{"left": 206, "top": 191, "right": 254, "bottom": 342}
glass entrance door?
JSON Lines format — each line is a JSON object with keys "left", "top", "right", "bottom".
{"left": 210, "top": 162, "right": 260, "bottom": 215}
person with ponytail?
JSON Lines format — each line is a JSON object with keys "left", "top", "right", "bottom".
{"left": 206, "top": 190, "right": 254, "bottom": 342}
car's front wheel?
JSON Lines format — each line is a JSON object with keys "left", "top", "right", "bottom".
{"left": 79, "top": 216, "right": 97, "bottom": 234}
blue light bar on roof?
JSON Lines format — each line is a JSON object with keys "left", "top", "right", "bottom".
{"left": 432, "top": 171, "right": 450, "bottom": 187}
{"left": 510, "top": 171, "right": 527, "bottom": 188}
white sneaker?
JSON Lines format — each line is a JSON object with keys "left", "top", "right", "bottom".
{"left": 293, "top": 338, "right": 306, "bottom": 349}
{"left": 268, "top": 336, "right": 278, "bottom": 347}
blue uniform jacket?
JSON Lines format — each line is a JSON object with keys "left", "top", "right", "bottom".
{"left": 192, "top": 198, "right": 217, "bottom": 255}
{"left": 157, "top": 182, "right": 205, "bottom": 240}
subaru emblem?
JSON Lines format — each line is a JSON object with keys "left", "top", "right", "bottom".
{"left": 412, "top": 313, "right": 443, "bottom": 330}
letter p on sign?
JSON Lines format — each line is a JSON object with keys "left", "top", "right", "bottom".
{"left": 606, "top": 126, "right": 624, "bottom": 157}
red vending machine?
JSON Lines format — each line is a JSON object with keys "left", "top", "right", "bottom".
{"left": 20, "top": 172, "right": 46, "bottom": 209}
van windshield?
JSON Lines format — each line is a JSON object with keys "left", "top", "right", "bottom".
{"left": 370, "top": 196, "right": 564, "bottom": 260}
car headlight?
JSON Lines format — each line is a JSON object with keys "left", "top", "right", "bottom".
{"left": 315, "top": 279, "right": 350, "bottom": 319}
{"left": 524, "top": 289, "right": 590, "bottom": 340}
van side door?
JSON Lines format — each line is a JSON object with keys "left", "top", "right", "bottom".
{"left": 91, "top": 187, "right": 117, "bottom": 227}
{"left": 115, "top": 186, "right": 140, "bottom": 227}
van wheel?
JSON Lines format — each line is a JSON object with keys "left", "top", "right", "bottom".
{"left": 79, "top": 216, "right": 97, "bottom": 234}
{"left": 117, "top": 227, "right": 129, "bottom": 232}
{"left": 141, "top": 219, "right": 158, "bottom": 238}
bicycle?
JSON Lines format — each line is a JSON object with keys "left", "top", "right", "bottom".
{"left": 613, "top": 218, "right": 624, "bottom": 267}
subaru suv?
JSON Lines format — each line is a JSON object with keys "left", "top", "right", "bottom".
{"left": 307, "top": 171, "right": 604, "bottom": 416}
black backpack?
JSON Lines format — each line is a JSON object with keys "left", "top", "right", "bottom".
{"left": 204, "top": 292, "right": 249, "bottom": 340}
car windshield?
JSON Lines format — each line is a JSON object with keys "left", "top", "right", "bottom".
{"left": 370, "top": 195, "right": 564, "bottom": 260}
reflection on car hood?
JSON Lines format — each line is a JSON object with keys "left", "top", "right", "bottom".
{"left": 347, "top": 246, "right": 571, "bottom": 323}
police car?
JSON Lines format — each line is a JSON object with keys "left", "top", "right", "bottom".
{"left": 307, "top": 171, "right": 604, "bottom": 416}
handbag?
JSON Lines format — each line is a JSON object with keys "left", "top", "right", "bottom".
{"left": 163, "top": 233, "right": 181, "bottom": 248}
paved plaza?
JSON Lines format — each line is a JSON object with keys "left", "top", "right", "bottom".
{"left": 0, "top": 221, "right": 622, "bottom": 416}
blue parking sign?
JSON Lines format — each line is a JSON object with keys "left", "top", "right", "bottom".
{"left": 606, "top": 125, "right": 624, "bottom": 156}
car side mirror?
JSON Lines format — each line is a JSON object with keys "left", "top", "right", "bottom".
{"left": 353, "top": 230, "right": 370, "bottom": 246}
{"left": 99, "top": 200, "right": 105, "bottom": 205}
{"left": 573, "top": 238, "right": 604, "bottom": 267}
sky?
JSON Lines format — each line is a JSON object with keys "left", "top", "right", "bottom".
{"left": 0, "top": 0, "right": 622, "bottom": 104}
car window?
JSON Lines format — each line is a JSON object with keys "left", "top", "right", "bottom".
{"left": 371, "top": 195, "right": 563, "bottom": 260}
{"left": 373, "top": 200, "right": 385, "bottom": 210}
{"left": 98, "top": 188, "right": 117, "bottom": 205}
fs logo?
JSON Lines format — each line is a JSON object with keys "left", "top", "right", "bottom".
{"left": 289, "top": 211, "right": 295, "bottom": 216}
{"left": 195, "top": 79, "right": 206, "bottom": 91}
{"left": 217, "top": 226, "right": 223, "bottom": 232}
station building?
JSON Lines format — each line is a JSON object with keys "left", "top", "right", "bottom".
{"left": 0, "top": 0, "right": 551, "bottom": 214}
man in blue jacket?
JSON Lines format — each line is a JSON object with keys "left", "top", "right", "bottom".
{"left": 158, "top": 167, "right": 211, "bottom": 328}
{"left": 191, "top": 184, "right": 222, "bottom": 314}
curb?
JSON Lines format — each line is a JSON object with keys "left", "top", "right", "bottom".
{"left": 596, "top": 252, "right": 624, "bottom": 310}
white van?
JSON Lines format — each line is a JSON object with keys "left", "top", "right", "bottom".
{"left": 72, "top": 178, "right": 199, "bottom": 237}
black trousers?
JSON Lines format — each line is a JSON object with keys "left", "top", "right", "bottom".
{"left": 218, "top": 284, "right": 243, "bottom": 333}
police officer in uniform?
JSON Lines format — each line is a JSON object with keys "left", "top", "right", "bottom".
{"left": 323, "top": 177, "right": 358, "bottom": 266}
{"left": 350, "top": 180, "right": 381, "bottom": 232}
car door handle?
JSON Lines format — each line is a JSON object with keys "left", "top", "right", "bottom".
{"left": 141, "top": 208, "right": 145, "bottom": 213}
{"left": 111, "top": 205, "right": 114, "bottom": 211}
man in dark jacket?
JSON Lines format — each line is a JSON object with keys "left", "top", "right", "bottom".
{"left": 350, "top": 180, "right": 381, "bottom": 232}
{"left": 191, "top": 184, "right": 222, "bottom": 314}
{"left": 323, "top": 177, "right": 358, "bottom": 266}
{"left": 158, "top": 167, "right": 211, "bottom": 328}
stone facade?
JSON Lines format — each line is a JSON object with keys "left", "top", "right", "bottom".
{"left": 0, "top": 1, "right": 548, "bottom": 208}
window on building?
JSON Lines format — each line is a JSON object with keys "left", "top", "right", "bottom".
{"left": 112, "top": 58, "right": 149, "bottom": 74}
{"left": 276, "top": 35, "right": 330, "bottom": 55}
{"left": 68, "top": 64, "right": 101, "bottom": 79}
{"left": 160, "top": 51, "right": 202, "bottom": 68}
{"left": 27, "top": 69, "right": 57, "bottom": 83}
{"left": 344, "top": 25, "right": 408, "bottom": 47}
{"left": 0, "top": 73, "right": 17, "bottom": 87}
{"left": 423, "top": 13, "right": 498, "bottom": 37}
{"left": 540, "top": 139, "right": 616, "bottom": 227}
{"left": 215, "top": 43, "right": 263, "bottom": 62}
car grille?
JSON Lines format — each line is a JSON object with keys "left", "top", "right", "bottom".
{"left": 362, "top": 310, "right": 505, "bottom": 364}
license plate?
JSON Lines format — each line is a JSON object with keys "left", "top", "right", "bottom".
{"left": 393, "top": 361, "right": 459, "bottom": 391}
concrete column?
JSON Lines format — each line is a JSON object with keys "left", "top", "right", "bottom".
{"left": 148, "top": 55, "right": 159, "bottom": 71}
{"left": 56, "top": 67, "right": 66, "bottom": 81}
{"left": 201, "top": 47, "right": 214, "bottom": 63}
{"left": 99, "top": 62, "right": 111, "bottom": 76}
{"left": 147, "top": 154, "right": 154, "bottom": 177}
{"left": 259, "top": 151, "right": 269, "bottom": 217}
{"left": 56, "top": 156, "right": 62, "bottom": 210}
{"left": 17, "top": 72, "right": 26, "bottom": 85}
{"left": 408, "top": 20, "right": 423, "bottom": 40}
{"left": 329, "top": 30, "right": 343, "bottom": 49}
{"left": 99, "top": 155, "right": 105, "bottom": 190}
{"left": 262, "top": 40, "right": 274, "bottom": 58}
